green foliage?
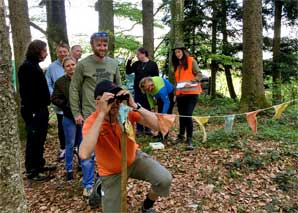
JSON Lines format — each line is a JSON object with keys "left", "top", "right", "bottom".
{"left": 209, "top": 54, "right": 242, "bottom": 69}
{"left": 273, "top": 170, "right": 298, "bottom": 191}
{"left": 114, "top": 2, "right": 142, "bottom": 22}
{"left": 114, "top": 33, "right": 141, "bottom": 54}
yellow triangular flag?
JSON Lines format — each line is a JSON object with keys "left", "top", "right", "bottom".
{"left": 273, "top": 103, "right": 289, "bottom": 120}
{"left": 193, "top": 116, "right": 210, "bottom": 142}
{"left": 125, "top": 120, "right": 135, "bottom": 143}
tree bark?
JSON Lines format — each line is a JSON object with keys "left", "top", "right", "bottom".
{"left": 169, "top": 0, "right": 184, "bottom": 83}
{"left": 45, "top": 0, "right": 69, "bottom": 61}
{"left": 0, "top": 0, "right": 28, "bottom": 211}
{"left": 98, "top": 0, "right": 114, "bottom": 57}
{"left": 210, "top": 1, "right": 218, "bottom": 99}
{"left": 221, "top": 0, "right": 237, "bottom": 100}
{"left": 240, "top": 0, "right": 269, "bottom": 111}
{"left": 142, "top": 0, "right": 154, "bottom": 59}
{"left": 8, "top": 0, "right": 31, "bottom": 141}
{"left": 272, "top": 0, "right": 283, "bottom": 104}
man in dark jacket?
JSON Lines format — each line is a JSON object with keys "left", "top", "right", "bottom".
{"left": 18, "top": 40, "right": 55, "bottom": 181}
{"left": 126, "top": 47, "right": 159, "bottom": 135}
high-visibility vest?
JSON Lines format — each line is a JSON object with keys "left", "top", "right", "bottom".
{"left": 175, "top": 56, "right": 202, "bottom": 96}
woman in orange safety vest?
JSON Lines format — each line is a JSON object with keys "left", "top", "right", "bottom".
{"left": 172, "top": 42, "right": 203, "bottom": 150}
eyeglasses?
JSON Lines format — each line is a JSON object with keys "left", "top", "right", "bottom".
{"left": 91, "top": 32, "right": 108, "bottom": 38}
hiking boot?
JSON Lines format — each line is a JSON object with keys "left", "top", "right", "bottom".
{"left": 88, "top": 178, "right": 102, "bottom": 208}
{"left": 173, "top": 134, "right": 185, "bottom": 145}
{"left": 58, "top": 149, "right": 65, "bottom": 161}
{"left": 142, "top": 206, "right": 156, "bottom": 213}
{"left": 27, "top": 172, "right": 48, "bottom": 181}
{"left": 83, "top": 188, "right": 93, "bottom": 198}
{"left": 42, "top": 165, "right": 57, "bottom": 172}
{"left": 66, "top": 172, "right": 73, "bottom": 181}
{"left": 186, "top": 137, "right": 194, "bottom": 150}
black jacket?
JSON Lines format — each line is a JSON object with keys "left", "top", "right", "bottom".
{"left": 51, "top": 75, "right": 74, "bottom": 120}
{"left": 126, "top": 60, "right": 159, "bottom": 92}
{"left": 18, "top": 59, "right": 50, "bottom": 113}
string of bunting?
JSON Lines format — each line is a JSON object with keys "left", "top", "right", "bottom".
{"left": 153, "top": 99, "right": 298, "bottom": 142}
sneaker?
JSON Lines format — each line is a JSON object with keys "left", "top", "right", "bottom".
{"left": 142, "top": 206, "right": 156, "bottom": 213}
{"left": 27, "top": 172, "right": 48, "bottom": 181}
{"left": 59, "top": 149, "right": 65, "bottom": 161}
{"left": 66, "top": 172, "right": 73, "bottom": 181}
{"left": 83, "top": 188, "right": 93, "bottom": 198}
{"left": 88, "top": 178, "right": 102, "bottom": 208}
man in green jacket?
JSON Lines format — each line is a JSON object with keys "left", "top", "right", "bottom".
{"left": 69, "top": 32, "right": 121, "bottom": 202}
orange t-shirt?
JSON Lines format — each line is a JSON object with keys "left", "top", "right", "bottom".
{"left": 82, "top": 110, "right": 141, "bottom": 176}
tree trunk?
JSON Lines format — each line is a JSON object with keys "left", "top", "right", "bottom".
{"left": 0, "top": 0, "right": 28, "bottom": 211}
{"left": 221, "top": 0, "right": 237, "bottom": 100}
{"left": 8, "top": 0, "right": 31, "bottom": 141}
{"left": 142, "top": 0, "right": 154, "bottom": 59}
{"left": 45, "top": 0, "right": 69, "bottom": 61}
{"left": 272, "top": 0, "right": 283, "bottom": 104}
{"left": 210, "top": 1, "right": 218, "bottom": 99}
{"left": 240, "top": 0, "right": 269, "bottom": 111}
{"left": 98, "top": 0, "right": 114, "bottom": 57}
{"left": 169, "top": 0, "right": 184, "bottom": 83}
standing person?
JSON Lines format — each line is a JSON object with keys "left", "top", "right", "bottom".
{"left": 79, "top": 80, "right": 172, "bottom": 213}
{"left": 172, "top": 42, "right": 203, "bottom": 150}
{"left": 45, "top": 43, "right": 70, "bottom": 161}
{"left": 51, "top": 56, "right": 82, "bottom": 181}
{"left": 69, "top": 32, "right": 121, "bottom": 200}
{"left": 18, "top": 40, "right": 56, "bottom": 181}
{"left": 126, "top": 47, "right": 159, "bottom": 135}
{"left": 71, "top": 45, "right": 82, "bottom": 62}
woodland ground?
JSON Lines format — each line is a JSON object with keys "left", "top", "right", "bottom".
{"left": 23, "top": 96, "right": 298, "bottom": 213}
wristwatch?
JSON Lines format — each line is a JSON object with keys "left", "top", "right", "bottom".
{"left": 133, "top": 103, "right": 142, "bottom": 111}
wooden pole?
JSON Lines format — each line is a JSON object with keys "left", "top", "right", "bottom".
{"left": 121, "top": 127, "right": 127, "bottom": 212}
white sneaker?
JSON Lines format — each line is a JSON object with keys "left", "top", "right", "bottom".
{"left": 83, "top": 188, "right": 93, "bottom": 198}
{"left": 59, "top": 149, "right": 65, "bottom": 160}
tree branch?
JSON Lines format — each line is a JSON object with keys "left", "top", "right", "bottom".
{"left": 29, "top": 21, "right": 47, "bottom": 36}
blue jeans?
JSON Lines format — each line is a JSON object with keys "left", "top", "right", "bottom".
{"left": 62, "top": 116, "right": 94, "bottom": 189}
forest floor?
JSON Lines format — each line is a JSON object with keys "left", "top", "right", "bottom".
{"left": 23, "top": 97, "right": 298, "bottom": 213}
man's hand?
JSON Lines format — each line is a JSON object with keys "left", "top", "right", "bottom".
{"left": 116, "top": 90, "right": 137, "bottom": 108}
{"left": 75, "top": 114, "right": 84, "bottom": 125}
{"left": 97, "top": 92, "right": 114, "bottom": 114}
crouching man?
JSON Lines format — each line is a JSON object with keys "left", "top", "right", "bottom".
{"left": 79, "top": 80, "right": 172, "bottom": 213}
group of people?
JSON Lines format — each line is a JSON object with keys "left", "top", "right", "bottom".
{"left": 18, "top": 31, "right": 202, "bottom": 212}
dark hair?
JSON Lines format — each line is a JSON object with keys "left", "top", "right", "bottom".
{"left": 171, "top": 49, "right": 188, "bottom": 71}
{"left": 56, "top": 42, "right": 70, "bottom": 51}
{"left": 25, "top": 40, "right": 47, "bottom": 61}
{"left": 137, "top": 47, "right": 149, "bottom": 57}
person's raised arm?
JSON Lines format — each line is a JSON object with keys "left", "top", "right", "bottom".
{"left": 125, "top": 58, "right": 134, "bottom": 75}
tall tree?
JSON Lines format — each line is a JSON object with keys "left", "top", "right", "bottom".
{"left": 240, "top": 0, "right": 269, "bottom": 111}
{"left": 8, "top": 0, "right": 31, "bottom": 140}
{"left": 45, "top": 0, "right": 69, "bottom": 61}
{"left": 97, "top": 0, "right": 115, "bottom": 57}
{"left": 221, "top": 0, "right": 237, "bottom": 100}
{"left": 169, "top": 0, "right": 184, "bottom": 82}
{"left": 0, "top": 0, "right": 28, "bottom": 211}
{"left": 142, "top": 0, "right": 154, "bottom": 59}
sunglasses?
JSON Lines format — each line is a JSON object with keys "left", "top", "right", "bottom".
{"left": 92, "top": 32, "right": 108, "bottom": 38}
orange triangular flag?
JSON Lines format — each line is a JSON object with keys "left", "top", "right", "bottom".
{"left": 193, "top": 116, "right": 210, "bottom": 142}
{"left": 157, "top": 114, "right": 176, "bottom": 137}
{"left": 245, "top": 111, "right": 259, "bottom": 134}
{"left": 273, "top": 103, "right": 289, "bottom": 120}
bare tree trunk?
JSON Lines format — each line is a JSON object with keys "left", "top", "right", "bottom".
{"left": 0, "top": 0, "right": 28, "bottom": 211}
{"left": 240, "top": 0, "right": 269, "bottom": 111}
{"left": 210, "top": 1, "right": 218, "bottom": 99}
{"left": 98, "top": 0, "right": 114, "bottom": 57}
{"left": 221, "top": 0, "right": 237, "bottom": 100}
{"left": 8, "top": 0, "right": 31, "bottom": 140}
{"left": 45, "top": 0, "right": 69, "bottom": 61}
{"left": 272, "top": 0, "right": 282, "bottom": 104}
{"left": 169, "top": 0, "right": 184, "bottom": 83}
{"left": 142, "top": 0, "right": 154, "bottom": 59}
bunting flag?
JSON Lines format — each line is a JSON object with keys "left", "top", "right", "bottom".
{"left": 125, "top": 120, "right": 135, "bottom": 142}
{"left": 193, "top": 116, "right": 210, "bottom": 142}
{"left": 245, "top": 111, "right": 259, "bottom": 134}
{"left": 157, "top": 114, "right": 176, "bottom": 137}
{"left": 224, "top": 115, "right": 235, "bottom": 133}
{"left": 273, "top": 103, "right": 289, "bottom": 120}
